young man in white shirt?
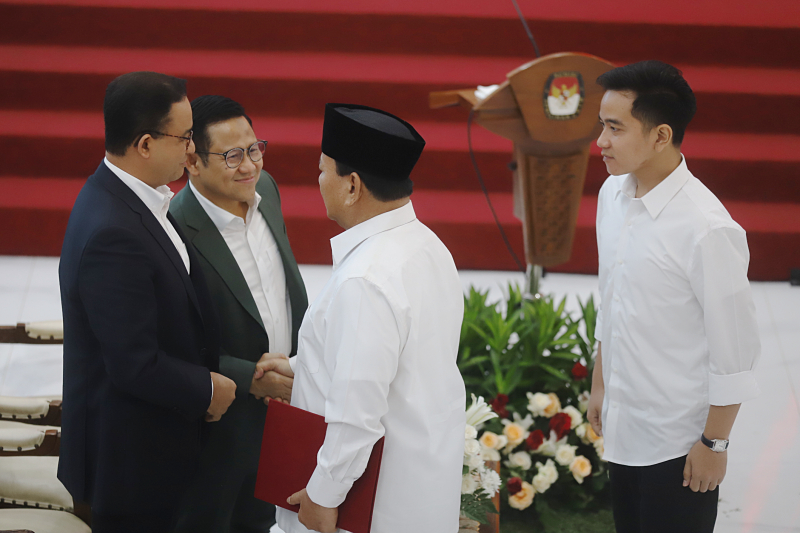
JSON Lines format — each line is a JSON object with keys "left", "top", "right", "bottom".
{"left": 272, "top": 104, "right": 466, "bottom": 533}
{"left": 587, "top": 61, "right": 760, "bottom": 533}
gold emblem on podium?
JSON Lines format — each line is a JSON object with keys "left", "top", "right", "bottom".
{"left": 543, "top": 71, "right": 584, "bottom": 120}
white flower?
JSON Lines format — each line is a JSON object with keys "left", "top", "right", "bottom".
{"left": 506, "top": 451, "right": 532, "bottom": 471}
{"left": 464, "top": 453, "right": 483, "bottom": 470}
{"left": 465, "top": 394, "right": 499, "bottom": 427}
{"left": 464, "top": 438, "right": 481, "bottom": 456}
{"left": 505, "top": 411, "right": 535, "bottom": 431}
{"left": 535, "top": 459, "right": 559, "bottom": 484}
{"left": 594, "top": 437, "right": 606, "bottom": 460}
{"left": 479, "top": 431, "right": 500, "bottom": 450}
{"left": 555, "top": 444, "right": 577, "bottom": 466}
{"left": 532, "top": 473, "right": 552, "bottom": 494}
{"left": 479, "top": 468, "right": 502, "bottom": 497}
{"left": 575, "top": 423, "right": 587, "bottom": 440}
{"left": 480, "top": 445, "right": 501, "bottom": 462}
{"left": 578, "top": 391, "right": 591, "bottom": 413}
{"left": 461, "top": 473, "right": 478, "bottom": 494}
{"left": 496, "top": 435, "right": 508, "bottom": 449}
{"left": 569, "top": 455, "right": 592, "bottom": 484}
{"left": 561, "top": 405, "right": 583, "bottom": 429}
{"left": 465, "top": 424, "right": 478, "bottom": 440}
{"left": 526, "top": 392, "right": 551, "bottom": 417}
{"left": 536, "top": 432, "right": 564, "bottom": 457}
{"left": 508, "top": 481, "right": 535, "bottom": 510}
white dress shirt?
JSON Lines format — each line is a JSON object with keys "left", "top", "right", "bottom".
{"left": 104, "top": 157, "right": 190, "bottom": 274}
{"left": 189, "top": 181, "right": 292, "bottom": 356}
{"left": 595, "top": 156, "right": 760, "bottom": 467}
{"left": 277, "top": 202, "right": 466, "bottom": 533}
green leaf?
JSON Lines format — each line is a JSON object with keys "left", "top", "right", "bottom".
{"left": 539, "top": 363, "right": 570, "bottom": 381}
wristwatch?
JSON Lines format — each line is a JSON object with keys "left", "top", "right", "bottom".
{"left": 701, "top": 434, "right": 729, "bottom": 452}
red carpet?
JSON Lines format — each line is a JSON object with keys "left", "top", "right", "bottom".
{"left": 0, "top": 0, "right": 798, "bottom": 280}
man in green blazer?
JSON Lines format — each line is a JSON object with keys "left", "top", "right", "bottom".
{"left": 170, "top": 95, "right": 308, "bottom": 533}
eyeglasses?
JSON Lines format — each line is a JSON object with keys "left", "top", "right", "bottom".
{"left": 138, "top": 130, "right": 194, "bottom": 149}
{"left": 195, "top": 140, "right": 267, "bottom": 169}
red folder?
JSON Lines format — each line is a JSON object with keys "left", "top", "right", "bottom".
{"left": 254, "top": 401, "right": 385, "bottom": 533}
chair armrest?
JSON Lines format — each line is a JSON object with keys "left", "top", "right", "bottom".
{"left": 0, "top": 322, "right": 63, "bottom": 344}
{"left": 0, "top": 427, "right": 60, "bottom": 456}
{"left": 0, "top": 398, "right": 61, "bottom": 427}
{"left": 0, "top": 457, "right": 73, "bottom": 512}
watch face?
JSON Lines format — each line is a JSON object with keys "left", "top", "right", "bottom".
{"left": 712, "top": 440, "right": 729, "bottom": 452}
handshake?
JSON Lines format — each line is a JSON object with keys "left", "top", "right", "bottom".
{"left": 205, "top": 352, "right": 295, "bottom": 422}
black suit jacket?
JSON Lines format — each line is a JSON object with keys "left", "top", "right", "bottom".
{"left": 58, "top": 162, "right": 220, "bottom": 515}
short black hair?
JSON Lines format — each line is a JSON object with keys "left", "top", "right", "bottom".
{"left": 104, "top": 71, "right": 187, "bottom": 156}
{"left": 190, "top": 95, "right": 253, "bottom": 164}
{"left": 597, "top": 60, "right": 696, "bottom": 145}
{"left": 335, "top": 160, "right": 413, "bottom": 202}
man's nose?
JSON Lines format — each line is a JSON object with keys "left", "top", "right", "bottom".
{"left": 597, "top": 129, "right": 609, "bottom": 148}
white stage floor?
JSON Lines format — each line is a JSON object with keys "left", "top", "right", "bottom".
{"left": 1, "top": 256, "right": 798, "bottom": 532}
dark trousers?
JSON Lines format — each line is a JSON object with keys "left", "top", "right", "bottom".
{"left": 609, "top": 455, "right": 718, "bottom": 533}
{"left": 91, "top": 508, "right": 176, "bottom": 533}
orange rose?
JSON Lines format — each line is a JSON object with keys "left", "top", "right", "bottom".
{"left": 503, "top": 423, "right": 526, "bottom": 448}
{"left": 569, "top": 456, "right": 592, "bottom": 484}
{"left": 508, "top": 481, "right": 535, "bottom": 510}
{"left": 543, "top": 393, "right": 561, "bottom": 418}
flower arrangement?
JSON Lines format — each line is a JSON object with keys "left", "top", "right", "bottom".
{"left": 458, "top": 285, "right": 608, "bottom": 515}
{"left": 460, "top": 394, "right": 503, "bottom": 524}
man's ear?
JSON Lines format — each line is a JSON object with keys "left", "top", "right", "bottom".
{"left": 345, "top": 171, "right": 364, "bottom": 207}
{"left": 653, "top": 124, "right": 673, "bottom": 153}
{"left": 185, "top": 152, "right": 202, "bottom": 177}
{"left": 136, "top": 134, "right": 153, "bottom": 159}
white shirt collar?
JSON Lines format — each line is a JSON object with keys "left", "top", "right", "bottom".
{"left": 615, "top": 155, "right": 690, "bottom": 219}
{"left": 189, "top": 179, "right": 261, "bottom": 232}
{"left": 104, "top": 157, "right": 174, "bottom": 216}
{"left": 330, "top": 201, "right": 416, "bottom": 267}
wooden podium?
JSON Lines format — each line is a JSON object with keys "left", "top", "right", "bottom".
{"left": 431, "top": 53, "right": 614, "bottom": 294}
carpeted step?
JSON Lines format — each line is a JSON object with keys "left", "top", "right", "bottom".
{"left": 1, "top": 2, "right": 798, "bottom": 68}
{"left": 1, "top": 45, "right": 798, "bottom": 135}
{"left": 2, "top": 110, "right": 798, "bottom": 203}
{"left": 1, "top": 176, "right": 798, "bottom": 281}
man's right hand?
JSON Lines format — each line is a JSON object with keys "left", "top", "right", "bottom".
{"left": 206, "top": 372, "right": 236, "bottom": 422}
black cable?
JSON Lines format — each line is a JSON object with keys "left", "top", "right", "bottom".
{"left": 510, "top": 0, "right": 542, "bottom": 58}
{"left": 467, "top": 109, "right": 526, "bottom": 273}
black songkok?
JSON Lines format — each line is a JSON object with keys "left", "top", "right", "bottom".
{"left": 321, "top": 103, "right": 426, "bottom": 181}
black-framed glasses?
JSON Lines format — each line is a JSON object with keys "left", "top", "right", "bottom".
{"left": 195, "top": 140, "right": 267, "bottom": 169}
{"left": 138, "top": 130, "right": 194, "bottom": 149}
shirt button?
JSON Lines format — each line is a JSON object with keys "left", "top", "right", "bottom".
{"left": 614, "top": 295, "right": 620, "bottom": 302}
{"left": 617, "top": 259, "right": 623, "bottom": 265}
{"left": 611, "top": 401, "right": 619, "bottom": 408}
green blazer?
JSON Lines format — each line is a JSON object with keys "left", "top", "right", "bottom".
{"left": 169, "top": 171, "right": 308, "bottom": 523}
{"left": 171, "top": 171, "right": 307, "bottom": 396}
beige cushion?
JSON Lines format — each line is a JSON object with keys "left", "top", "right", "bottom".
{"left": 0, "top": 457, "right": 73, "bottom": 512}
{"left": 0, "top": 397, "right": 50, "bottom": 421}
{"left": 0, "top": 421, "right": 59, "bottom": 433}
{"left": 24, "top": 321, "right": 63, "bottom": 341}
{"left": 0, "top": 509, "right": 89, "bottom": 533}
{"left": 0, "top": 428, "right": 46, "bottom": 452}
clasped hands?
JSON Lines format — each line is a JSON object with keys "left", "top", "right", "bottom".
{"left": 251, "top": 352, "right": 294, "bottom": 404}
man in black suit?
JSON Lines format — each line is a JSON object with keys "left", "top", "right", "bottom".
{"left": 58, "top": 71, "right": 237, "bottom": 533}
{"left": 170, "top": 95, "right": 308, "bottom": 533}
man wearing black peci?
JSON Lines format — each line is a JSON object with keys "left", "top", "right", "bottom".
{"left": 58, "top": 71, "right": 236, "bottom": 533}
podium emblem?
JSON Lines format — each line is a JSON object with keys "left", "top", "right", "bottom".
{"left": 543, "top": 71, "right": 584, "bottom": 120}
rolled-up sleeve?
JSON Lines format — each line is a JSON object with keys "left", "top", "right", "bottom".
{"left": 689, "top": 225, "right": 761, "bottom": 406}
{"left": 305, "top": 277, "right": 402, "bottom": 508}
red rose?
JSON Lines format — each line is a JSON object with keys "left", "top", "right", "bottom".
{"left": 572, "top": 362, "right": 588, "bottom": 380}
{"left": 526, "top": 429, "right": 545, "bottom": 451}
{"left": 490, "top": 394, "right": 510, "bottom": 418}
{"left": 507, "top": 476, "right": 522, "bottom": 495}
{"left": 549, "top": 412, "right": 572, "bottom": 440}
